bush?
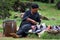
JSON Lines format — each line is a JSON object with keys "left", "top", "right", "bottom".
{"left": 56, "top": 1, "right": 60, "bottom": 10}
{"left": 0, "top": 0, "right": 17, "bottom": 19}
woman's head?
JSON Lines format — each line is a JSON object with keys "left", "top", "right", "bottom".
{"left": 31, "top": 4, "right": 39, "bottom": 13}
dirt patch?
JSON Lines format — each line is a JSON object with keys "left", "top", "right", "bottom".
{"left": 0, "top": 32, "right": 3, "bottom": 37}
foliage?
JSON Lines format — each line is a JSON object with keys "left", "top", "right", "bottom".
{"left": 0, "top": 0, "right": 17, "bottom": 19}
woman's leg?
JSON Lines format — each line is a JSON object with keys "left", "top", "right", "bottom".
{"left": 16, "top": 24, "right": 31, "bottom": 37}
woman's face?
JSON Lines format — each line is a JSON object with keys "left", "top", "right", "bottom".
{"left": 31, "top": 8, "right": 38, "bottom": 13}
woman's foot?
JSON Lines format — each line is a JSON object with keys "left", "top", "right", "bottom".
{"left": 10, "top": 33, "right": 21, "bottom": 38}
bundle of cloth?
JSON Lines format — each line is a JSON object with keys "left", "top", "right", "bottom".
{"left": 28, "top": 23, "right": 60, "bottom": 37}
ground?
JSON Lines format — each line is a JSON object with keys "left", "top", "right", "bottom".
{"left": 0, "top": 32, "right": 3, "bottom": 37}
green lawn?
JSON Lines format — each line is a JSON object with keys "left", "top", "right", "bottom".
{"left": 0, "top": 1, "right": 60, "bottom": 39}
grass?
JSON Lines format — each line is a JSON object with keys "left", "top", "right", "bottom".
{"left": 0, "top": 1, "right": 60, "bottom": 40}
{"left": 1, "top": 37, "right": 60, "bottom": 40}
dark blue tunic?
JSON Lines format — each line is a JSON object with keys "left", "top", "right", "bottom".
{"left": 17, "top": 10, "right": 41, "bottom": 37}
{"left": 21, "top": 10, "right": 41, "bottom": 25}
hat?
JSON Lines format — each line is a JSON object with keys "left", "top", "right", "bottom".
{"left": 31, "top": 4, "right": 39, "bottom": 9}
